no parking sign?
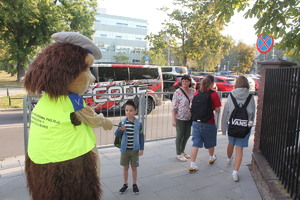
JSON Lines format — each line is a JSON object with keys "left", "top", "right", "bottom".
{"left": 256, "top": 34, "right": 274, "bottom": 53}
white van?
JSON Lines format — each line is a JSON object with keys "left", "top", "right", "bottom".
{"left": 84, "top": 64, "right": 163, "bottom": 114}
{"left": 160, "top": 66, "right": 188, "bottom": 75}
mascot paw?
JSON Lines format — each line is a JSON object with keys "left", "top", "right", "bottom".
{"left": 102, "top": 118, "right": 113, "bottom": 130}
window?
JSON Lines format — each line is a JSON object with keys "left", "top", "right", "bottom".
{"left": 116, "top": 35, "right": 122, "bottom": 39}
{"left": 98, "top": 67, "right": 129, "bottom": 82}
{"left": 136, "top": 25, "right": 147, "bottom": 29}
{"left": 116, "top": 23, "right": 128, "bottom": 27}
{"left": 132, "top": 59, "right": 140, "bottom": 63}
{"left": 161, "top": 68, "right": 172, "bottom": 73}
{"left": 163, "top": 74, "right": 175, "bottom": 81}
{"left": 175, "top": 67, "right": 187, "bottom": 74}
{"left": 136, "top": 37, "right": 142, "bottom": 40}
{"left": 215, "top": 78, "right": 224, "bottom": 83}
{"left": 130, "top": 68, "right": 159, "bottom": 80}
{"left": 100, "top": 34, "right": 107, "bottom": 37}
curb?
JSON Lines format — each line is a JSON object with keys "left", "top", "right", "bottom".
{"left": 0, "top": 108, "right": 23, "bottom": 112}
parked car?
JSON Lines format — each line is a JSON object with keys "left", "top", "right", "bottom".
{"left": 84, "top": 64, "right": 163, "bottom": 114}
{"left": 251, "top": 77, "right": 260, "bottom": 92}
{"left": 192, "top": 72, "right": 215, "bottom": 76}
{"left": 214, "top": 76, "right": 235, "bottom": 92}
{"left": 216, "top": 71, "right": 237, "bottom": 76}
{"left": 247, "top": 77, "right": 256, "bottom": 93}
{"left": 162, "top": 73, "right": 196, "bottom": 99}
{"left": 190, "top": 75, "right": 218, "bottom": 91}
{"left": 160, "top": 66, "right": 188, "bottom": 75}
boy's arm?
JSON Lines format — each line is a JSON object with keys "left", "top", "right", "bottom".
{"left": 114, "top": 121, "right": 125, "bottom": 136}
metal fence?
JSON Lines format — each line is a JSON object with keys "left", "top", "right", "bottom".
{"left": 23, "top": 91, "right": 226, "bottom": 152}
{"left": 260, "top": 68, "right": 300, "bottom": 199}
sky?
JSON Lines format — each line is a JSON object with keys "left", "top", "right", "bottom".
{"left": 98, "top": 0, "right": 258, "bottom": 46}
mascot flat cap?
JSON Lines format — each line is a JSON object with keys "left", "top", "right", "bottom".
{"left": 51, "top": 32, "right": 102, "bottom": 59}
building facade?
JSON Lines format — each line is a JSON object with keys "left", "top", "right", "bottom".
{"left": 93, "top": 13, "right": 148, "bottom": 63}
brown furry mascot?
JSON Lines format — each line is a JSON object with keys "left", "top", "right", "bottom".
{"left": 24, "top": 32, "right": 113, "bottom": 200}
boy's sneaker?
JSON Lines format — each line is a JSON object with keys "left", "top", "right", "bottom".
{"left": 189, "top": 166, "right": 198, "bottom": 173}
{"left": 176, "top": 155, "right": 187, "bottom": 162}
{"left": 232, "top": 174, "right": 239, "bottom": 182}
{"left": 133, "top": 184, "right": 139, "bottom": 195}
{"left": 119, "top": 184, "right": 128, "bottom": 194}
{"left": 227, "top": 157, "right": 233, "bottom": 166}
{"left": 209, "top": 155, "right": 217, "bottom": 164}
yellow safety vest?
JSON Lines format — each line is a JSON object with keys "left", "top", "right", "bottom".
{"left": 28, "top": 93, "right": 96, "bottom": 164}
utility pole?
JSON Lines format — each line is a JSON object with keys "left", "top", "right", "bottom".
{"left": 167, "top": 45, "right": 170, "bottom": 66}
{"left": 227, "top": 61, "right": 229, "bottom": 71}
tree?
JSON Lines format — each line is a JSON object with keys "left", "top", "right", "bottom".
{"left": 146, "top": 0, "right": 232, "bottom": 70}
{"left": 222, "top": 41, "right": 255, "bottom": 73}
{"left": 113, "top": 52, "right": 130, "bottom": 63}
{"left": 0, "top": 0, "right": 97, "bottom": 81}
{"left": 212, "top": 0, "right": 300, "bottom": 56}
{"left": 141, "top": 51, "right": 168, "bottom": 66}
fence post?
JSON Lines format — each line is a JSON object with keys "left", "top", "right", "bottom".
{"left": 253, "top": 58, "right": 296, "bottom": 152}
{"left": 7, "top": 88, "right": 12, "bottom": 106}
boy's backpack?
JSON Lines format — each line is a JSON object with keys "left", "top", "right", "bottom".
{"left": 228, "top": 93, "right": 252, "bottom": 138}
{"left": 191, "top": 90, "right": 214, "bottom": 122}
{"left": 114, "top": 121, "right": 125, "bottom": 148}
{"left": 114, "top": 131, "right": 123, "bottom": 148}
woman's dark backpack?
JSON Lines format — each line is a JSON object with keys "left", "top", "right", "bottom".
{"left": 228, "top": 93, "right": 252, "bottom": 138}
{"left": 191, "top": 90, "right": 214, "bottom": 122}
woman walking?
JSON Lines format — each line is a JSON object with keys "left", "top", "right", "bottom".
{"left": 221, "top": 76, "right": 256, "bottom": 182}
{"left": 189, "top": 75, "right": 221, "bottom": 172}
{"left": 172, "top": 75, "right": 195, "bottom": 162}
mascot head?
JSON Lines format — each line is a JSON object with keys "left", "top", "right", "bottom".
{"left": 24, "top": 32, "right": 101, "bottom": 98}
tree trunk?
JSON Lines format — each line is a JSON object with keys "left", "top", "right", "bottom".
{"left": 16, "top": 61, "right": 25, "bottom": 82}
{"left": 182, "top": 56, "right": 187, "bottom": 66}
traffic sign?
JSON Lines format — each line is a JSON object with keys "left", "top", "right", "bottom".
{"left": 145, "top": 56, "right": 149, "bottom": 61}
{"left": 256, "top": 34, "right": 274, "bottom": 53}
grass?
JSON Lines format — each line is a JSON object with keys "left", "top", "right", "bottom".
{"left": 0, "top": 94, "right": 25, "bottom": 109}
{"left": 0, "top": 70, "right": 25, "bottom": 109}
{"left": 0, "top": 70, "right": 24, "bottom": 88}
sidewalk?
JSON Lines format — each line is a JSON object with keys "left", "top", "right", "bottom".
{"left": 0, "top": 131, "right": 261, "bottom": 200}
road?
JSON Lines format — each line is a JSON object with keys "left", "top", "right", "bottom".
{"left": 0, "top": 101, "right": 177, "bottom": 160}
{"left": 0, "top": 96, "right": 255, "bottom": 160}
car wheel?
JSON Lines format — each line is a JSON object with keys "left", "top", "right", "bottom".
{"left": 147, "top": 98, "right": 154, "bottom": 114}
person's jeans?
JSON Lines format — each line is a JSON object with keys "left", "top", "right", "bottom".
{"left": 175, "top": 119, "right": 192, "bottom": 155}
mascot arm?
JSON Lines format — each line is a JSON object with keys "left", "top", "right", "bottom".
{"left": 74, "top": 107, "right": 113, "bottom": 130}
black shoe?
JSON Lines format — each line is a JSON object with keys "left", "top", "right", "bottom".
{"left": 133, "top": 184, "right": 139, "bottom": 195}
{"left": 119, "top": 184, "right": 128, "bottom": 194}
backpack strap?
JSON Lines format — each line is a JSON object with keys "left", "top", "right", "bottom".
{"left": 229, "top": 93, "right": 252, "bottom": 108}
{"left": 229, "top": 93, "right": 239, "bottom": 108}
{"left": 242, "top": 94, "right": 252, "bottom": 108}
{"left": 180, "top": 88, "right": 190, "bottom": 104}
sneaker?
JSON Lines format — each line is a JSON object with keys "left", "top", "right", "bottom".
{"left": 176, "top": 155, "right": 187, "bottom": 162}
{"left": 227, "top": 157, "right": 233, "bottom": 166}
{"left": 189, "top": 166, "right": 198, "bottom": 173}
{"left": 232, "top": 174, "right": 239, "bottom": 182}
{"left": 133, "top": 184, "right": 139, "bottom": 195}
{"left": 119, "top": 184, "right": 128, "bottom": 194}
{"left": 209, "top": 155, "right": 217, "bottom": 164}
{"left": 182, "top": 153, "right": 191, "bottom": 159}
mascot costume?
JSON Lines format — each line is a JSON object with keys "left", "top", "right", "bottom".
{"left": 24, "top": 32, "right": 113, "bottom": 200}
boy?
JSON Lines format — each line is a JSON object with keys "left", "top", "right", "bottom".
{"left": 114, "top": 100, "right": 144, "bottom": 195}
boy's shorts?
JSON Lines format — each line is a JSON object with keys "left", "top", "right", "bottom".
{"left": 120, "top": 150, "right": 139, "bottom": 167}
{"left": 191, "top": 121, "right": 217, "bottom": 149}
